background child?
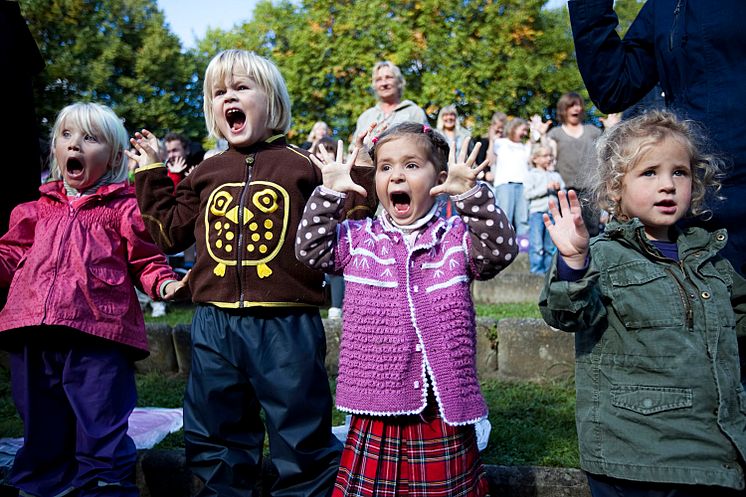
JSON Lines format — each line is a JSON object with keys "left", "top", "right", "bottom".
{"left": 0, "top": 102, "right": 184, "bottom": 497}
{"left": 129, "top": 49, "right": 353, "bottom": 496}
{"left": 295, "top": 122, "right": 518, "bottom": 497}
{"left": 524, "top": 144, "right": 564, "bottom": 274}
{"left": 491, "top": 117, "right": 531, "bottom": 236}
{"left": 539, "top": 110, "right": 746, "bottom": 496}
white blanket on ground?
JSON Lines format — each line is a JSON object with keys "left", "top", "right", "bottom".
{"left": 0, "top": 407, "right": 183, "bottom": 469}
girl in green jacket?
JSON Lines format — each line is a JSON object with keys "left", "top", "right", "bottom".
{"left": 540, "top": 110, "right": 746, "bottom": 496}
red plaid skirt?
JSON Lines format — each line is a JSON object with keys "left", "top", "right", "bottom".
{"left": 332, "top": 407, "right": 490, "bottom": 497}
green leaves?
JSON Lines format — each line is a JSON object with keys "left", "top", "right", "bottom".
{"left": 196, "top": 0, "right": 587, "bottom": 140}
{"left": 21, "top": 0, "right": 644, "bottom": 145}
{"left": 21, "top": 0, "right": 203, "bottom": 140}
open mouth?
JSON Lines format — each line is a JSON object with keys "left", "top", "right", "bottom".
{"left": 655, "top": 199, "right": 676, "bottom": 207}
{"left": 226, "top": 108, "right": 246, "bottom": 132}
{"left": 390, "top": 192, "right": 411, "bottom": 214}
{"left": 66, "top": 157, "right": 84, "bottom": 175}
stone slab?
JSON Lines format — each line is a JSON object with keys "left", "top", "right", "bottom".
{"left": 496, "top": 318, "right": 575, "bottom": 383}
{"left": 172, "top": 324, "right": 192, "bottom": 377}
{"left": 136, "top": 324, "right": 178, "bottom": 374}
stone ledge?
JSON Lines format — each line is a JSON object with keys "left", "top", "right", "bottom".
{"left": 139, "top": 449, "right": 590, "bottom": 497}
{"left": 135, "top": 316, "right": 576, "bottom": 385}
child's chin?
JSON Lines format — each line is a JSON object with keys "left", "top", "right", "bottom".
{"left": 226, "top": 136, "right": 255, "bottom": 148}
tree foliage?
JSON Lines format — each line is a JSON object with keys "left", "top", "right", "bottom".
{"left": 20, "top": 0, "right": 625, "bottom": 144}
{"left": 196, "top": 0, "right": 585, "bottom": 141}
{"left": 20, "top": 0, "right": 204, "bottom": 140}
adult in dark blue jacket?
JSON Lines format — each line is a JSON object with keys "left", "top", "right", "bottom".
{"left": 569, "top": 0, "right": 746, "bottom": 273}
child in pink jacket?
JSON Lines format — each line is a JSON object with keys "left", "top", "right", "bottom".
{"left": 0, "top": 102, "right": 186, "bottom": 497}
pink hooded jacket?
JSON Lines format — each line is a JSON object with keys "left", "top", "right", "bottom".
{"left": 0, "top": 181, "right": 177, "bottom": 356}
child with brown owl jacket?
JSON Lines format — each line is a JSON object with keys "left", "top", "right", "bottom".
{"left": 129, "top": 50, "right": 364, "bottom": 497}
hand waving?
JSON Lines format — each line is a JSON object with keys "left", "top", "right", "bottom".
{"left": 544, "top": 190, "right": 589, "bottom": 269}
{"left": 125, "top": 129, "right": 162, "bottom": 168}
{"left": 167, "top": 156, "right": 188, "bottom": 174}
{"left": 430, "top": 139, "right": 487, "bottom": 197}
{"left": 309, "top": 140, "right": 367, "bottom": 197}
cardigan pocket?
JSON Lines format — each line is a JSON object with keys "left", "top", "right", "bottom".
{"left": 611, "top": 385, "right": 693, "bottom": 415}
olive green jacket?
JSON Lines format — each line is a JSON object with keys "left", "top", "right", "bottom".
{"left": 539, "top": 219, "right": 746, "bottom": 489}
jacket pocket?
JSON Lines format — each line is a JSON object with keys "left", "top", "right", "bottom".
{"left": 607, "top": 262, "right": 684, "bottom": 329}
{"left": 89, "top": 265, "right": 130, "bottom": 315}
{"left": 611, "top": 385, "right": 693, "bottom": 415}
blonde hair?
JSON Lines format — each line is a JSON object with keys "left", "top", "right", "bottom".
{"left": 49, "top": 102, "right": 129, "bottom": 183}
{"left": 372, "top": 61, "right": 405, "bottom": 100}
{"left": 203, "top": 50, "right": 291, "bottom": 140}
{"left": 504, "top": 117, "right": 528, "bottom": 142}
{"left": 307, "top": 121, "right": 329, "bottom": 142}
{"left": 530, "top": 143, "right": 553, "bottom": 165}
{"left": 491, "top": 111, "right": 508, "bottom": 127}
{"left": 592, "top": 110, "right": 723, "bottom": 221}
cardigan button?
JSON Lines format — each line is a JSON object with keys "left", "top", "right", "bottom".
{"left": 414, "top": 381, "right": 420, "bottom": 389}
{"left": 415, "top": 344, "right": 421, "bottom": 352}
{"left": 413, "top": 285, "right": 419, "bottom": 293}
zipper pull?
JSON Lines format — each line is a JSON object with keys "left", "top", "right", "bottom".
{"left": 246, "top": 154, "right": 255, "bottom": 166}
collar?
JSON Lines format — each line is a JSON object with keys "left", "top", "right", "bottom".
{"left": 41, "top": 180, "right": 131, "bottom": 203}
{"left": 602, "top": 218, "right": 727, "bottom": 260}
{"left": 63, "top": 171, "right": 116, "bottom": 197}
{"left": 379, "top": 200, "right": 440, "bottom": 233}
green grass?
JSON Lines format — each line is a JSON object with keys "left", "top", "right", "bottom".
{"left": 144, "top": 303, "right": 195, "bottom": 327}
{"left": 145, "top": 303, "right": 541, "bottom": 325}
{"left": 2, "top": 302, "right": 579, "bottom": 467}
{"left": 475, "top": 302, "right": 542, "bottom": 320}
{"left": 0, "top": 368, "right": 578, "bottom": 467}
{"left": 480, "top": 379, "right": 578, "bottom": 467}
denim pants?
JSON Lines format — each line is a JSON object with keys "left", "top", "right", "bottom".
{"left": 495, "top": 183, "right": 528, "bottom": 235}
{"left": 528, "top": 211, "right": 555, "bottom": 274}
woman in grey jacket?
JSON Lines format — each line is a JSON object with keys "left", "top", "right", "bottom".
{"left": 540, "top": 111, "right": 746, "bottom": 496}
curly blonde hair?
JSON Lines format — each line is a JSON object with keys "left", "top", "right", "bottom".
{"left": 591, "top": 110, "right": 723, "bottom": 221}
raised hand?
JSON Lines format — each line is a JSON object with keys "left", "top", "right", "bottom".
{"left": 352, "top": 121, "right": 384, "bottom": 168}
{"left": 309, "top": 140, "right": 367, "bottom": 196}
{"left": 600, "top": 112, "right": 622, "bottom": 129}
{"left": 167, "top": 156, "right": 188, "bottom": 174}
{"left": 530, "top": 114, "right": 552, "bottom": 140}
{"left": 125, "top": 129, "right": 162, "bottom": 168}
{"left": 544, "top": 190, "right": 590, "bottom": 269}
{"left": 430, "top": 139, "right": 487, "bottom": 197}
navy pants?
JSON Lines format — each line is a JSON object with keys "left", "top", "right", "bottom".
{"left": 7, "top": 327, "right": 139, "bottom": 497}
{"left": 587, "top": 472, "right": 746, "bottom": 497}
{"left": 185, "top": 305, "right": 342, "bottom": 497}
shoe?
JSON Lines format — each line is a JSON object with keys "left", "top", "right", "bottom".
{"left": 151, "top": 301, "right": 167, "bottom": 318}
{"left": 328, "top": 307, "right": 342, "bottom": 319}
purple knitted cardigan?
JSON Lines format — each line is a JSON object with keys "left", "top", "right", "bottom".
{"left": 296, "top": 183, "right": 517, "bottom": 425}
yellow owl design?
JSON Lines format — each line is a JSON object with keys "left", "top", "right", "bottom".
{"left": 205, "top": 181, "right": 290, "bottom": 278}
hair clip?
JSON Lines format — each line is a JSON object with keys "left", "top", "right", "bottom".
{"left": 423, "top": 125, "right": 431, "bottom": 133}
{"left": 371, "top": 136, "right": 379, "bottom": 145}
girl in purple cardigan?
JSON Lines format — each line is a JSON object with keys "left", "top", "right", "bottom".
{"left": 295, "top": 122, "right": 518, "bottom": 497}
